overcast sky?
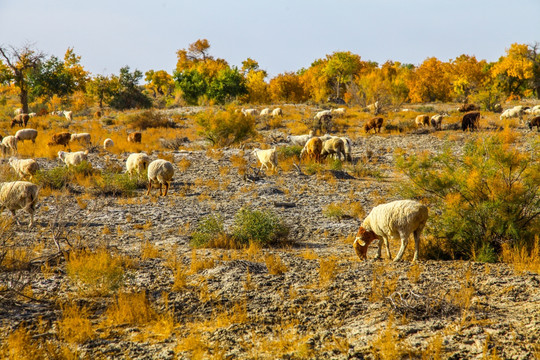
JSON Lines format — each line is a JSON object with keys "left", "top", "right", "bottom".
{"left": 1, "top": 0, "right": 539, "bottom": 78}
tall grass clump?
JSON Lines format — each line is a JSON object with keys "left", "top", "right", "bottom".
{"left": 190, "top": 214, "right": 227, "bottom": 248}
{"left": 195, "top": 109, "right": 257, "bottom": 146}
{"left": 119, "top": 110, "right": 175, "bottom": 130}
{"left": 231, "top": 208, "right": 290, "bottom": 246}
{"left": 396, "top": 133, "right": 540, "bottom": 261}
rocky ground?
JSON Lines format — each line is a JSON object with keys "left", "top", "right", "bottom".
{"left": 0, "top": 121, "right": 539, "bottom": 359}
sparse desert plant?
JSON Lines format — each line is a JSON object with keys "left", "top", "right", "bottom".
{"left": 501, "top": 235, "right": 540, "bottom": 274}
{"left": 319, "top": 255, "right": 339, "bottom": 285}
{"left": 195, "top": 109, "right": 257, "bottom": 146}
{"left": 396, "top": 133, "right": 540, "bottom": 260}
{"left": 119, "top": 109, "right": 175, "bottom": 130}
{"left": 91, "top": 172, "right": 145, "bottom": 196}
{"left": 264, "top": 253, "right": 288, "bottom": 275}
{"left": 106, "top": 292, "right": 156, "bottom": 325}
{"left": 278, "top": 145, "right": 302, "bottom": 160}
{"left": 370, "top": 316, "right": 413, "bottom": 359}
{"left": 66, "top": 248, "right": 125, "bottom": 296}
{"left": 231, "top": 207, "right": 290, "bottom": 246}
{"left": 34, "top": 166, "right": 71, "bottom": 190}
{"left": 190, "top": 214, "right": 227, "bottom": 248}
{"left": 58, "top": 302, "right": 95, "bottom": 344}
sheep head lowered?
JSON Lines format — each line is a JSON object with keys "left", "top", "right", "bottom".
{"left": 353, "top": 226, "right": 380, "bottom": 259}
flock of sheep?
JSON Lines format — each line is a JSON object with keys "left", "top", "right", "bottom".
{"left": 1, "top": 102, "right": 539, "bottom": 261}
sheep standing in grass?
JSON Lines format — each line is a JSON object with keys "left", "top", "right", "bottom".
{"left": 300, "top": 137, "right": 322, "bottom": 163}
{"left": 462, "top": 111, "right": 480, "bottom": 131}
{"left": 126, "top": 153, "right": 151, "bottom": 178}
{"left": 1, "top": 136, "right": 18, "bottom": 156}
{"left": 332, "top": 108, "right": 346, "bottom": 117}
{"left": 528, "top": 116, "right": 540, "bottom": 131}
{"left": 0, "top": 181, "right": 39, "bottom": 228}
{"left": 320, "top": 134, "right": 353, "bottom": 162}
{"left": 430, "top": 114, "right": 445, "bottom": 130}
{"left": 127, "top": 132, "right": 142, "bottom": 143}
{"left": 321, "top": 138, "right": 345, "bottom": 161}
{"left": 272, "top": 108, "right": 283, "bottom": 117}
{"left": 64, "top": 110, "right": 73, "bottom": 122}
{"left": 364, "top": 117, "right": 384, "bottom": 134}
{"left": 252, "top": 147, "right": 278, "bottom": 171}
{"left": 9, "top": 158, "right": 39, "bottom": 180}
{"left": 314, "top": 110, "right": 332, "bottom": 120}
{"left": 11, "top": 114, "right": 29, "bottom": 128}
{"left": 70, "top": 133, "right": 92, "bottom": 146}
{"left": 500, "top": 107, "right": 524, "bottom": 122}
{"left": 260, "top": 108, "right": 271, "bottom": 116}
{"left": 103, "top": 138, "right": 114, "bottom": 150}
{"left": 287, "top": 130, "right": 314, "bottom": 147}
{"left": 353, "top": 199, "right": 428, "bottom": 262}
{"left": 147, "top": 159, "right": 174, "bottom": 196}
{"left": 242, "top": 108, "right": 258, "bottom": 116}
{"left": 415, "top": 114, "right": 430, "bottom": 127}
{"left": 15, "top": 129, "right": 38, "bottom": 144}
{"left": 48, "top": 132, "right": 72, "bottom": 148}
{"left": 58, "top": 150, "right": 89, "bottom": 167}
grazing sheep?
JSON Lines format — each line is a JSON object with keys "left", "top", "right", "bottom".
{"left": 11, "top": 114, "right": 29, "bottom": 128}
{"left": 146, "top": 159, "right": 174, "bottom": 196}
{"left": 415, "top": 114, "right": 430, "bottom": 127}
{"left": 528, "top": 116, "right": 540, "bottom": 131}
{"left": 430, "top": 114, "right": 445, "bottom": 130}
{"left": 321, "top": 138, "right": 346, "bottom": 161}
{"left": 94, "top": 110, "right": 102, "bottom": 119}
{"left": 332, "top": 108, "right": 346, "bottom": 117}
{"left": 364, "top": 117, "right": 384, "bottom": 134}
{"left": 320, "top": 134, "right": 353, "bottom": 162}
{"left": 287, "top": 130, "right": 314, "bottom": 147}
{"left": 242, "top": 108, "right": 258, "bottom": 116}
{"left": 48, "top": 132, "right": 72, "bottom": 147}
{"left": 252, "top": 147, "right": 278, "bottom": 171}
{"left": 14, "top": 108, "right": 23, "bottom": 115}
{"left": 127, "top": 132, "right": 142, "bottom": 143}
{"left": 0, "top": 181, "right": 39, "bottom": 228}
{"left": 312, "top": 114, "right": 333, "bottom": 135}
{"left": 8, "top": 158, "right": 39, "bottom": 180}
{"left": 260, "top": 108, "right": 271, "bottom": 116}
{"left": 1, "top": 136, "right": 18, "bottom": 156}
{"left": 64, "top": 111, "right": 73, "bottom": 121}
{"left": 70, "top": 133, "right": 92, "bottom": 146}
{"left": 0, "top": 143, "right": 8, "bottom": 157}
{"left": 15, "top": 129, "right": 38, "bottom": 144}
{"left": 58, "top": 150, "right": 89, "bottom": 167}
{"left": 126, "top": 152, "right": 151, "bottom": 177}
{"left": 103, "top": 138, "right": 114, "bottom": 150}
{"left": 462, "top": 111, "right": 481, "bottom": 131}
{"left": 300, "top": 137, "right": 323, "bottom": 163}
{"left": 28, "top": 112, "right": 36, "bottom": 118}
{"left": 353, "top": 199, "right": 428, "bottom": 262}
{"left": 458, "top": 103, "right": 478, "bottom": 112}
{"left": 272, "top": 108, "right": 283, "bottom": 117}
{"left": 366, "top": 101, "right": 380, "bottom": 114}
{"left": 314, "top": 110, "right": 332, "bottom": 120}
{"left": 500, "top": 107, "right": 524, "bottom": 122}
{"left": 524, "top": 108, "right": 540, "bottom": 116}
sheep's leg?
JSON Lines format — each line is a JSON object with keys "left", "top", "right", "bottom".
{"left": 393, "top": 232, "right": 409, "bottom": 262}
{"left": 10, "top": 210, "right": 21, "bottom": 226}
{"left": 163, "top": 182, "right": 169, "bottom": 196}
{"left": 158, "top": 183, "right": 163, "bottom": 196}
{"left": 375, "top": 238, "right": 383, "bottom": 259}
{"left": 412, "top": 229, "right": 422, "bottom": 262}
{"left": 384, "top": 237, "right": 392, "bottom": 259}
{"left": 146, "top": 179, "right": 152, "bottom": 195}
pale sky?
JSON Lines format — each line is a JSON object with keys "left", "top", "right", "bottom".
{"left": 1, "top": 0, "right": 539, "bottom": 78}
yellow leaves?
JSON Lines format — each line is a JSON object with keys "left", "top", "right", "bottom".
{"left": 245, "top": 70, "right": 270, "bottom": 103}
{"left": 492, "top": 43, "right": 534, "bottom": 80}
{"left": 269, "top": 72, "right": 307, "bottom": 103}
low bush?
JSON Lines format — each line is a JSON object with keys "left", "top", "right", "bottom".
{"left": 195, "top": 109, "right": 257, "bottom": 146}
{"left": 231, "top": 208, "right": 290, "bottom": 246}
{"left": 120, "top": 110, "right": 175, "bottom": 130}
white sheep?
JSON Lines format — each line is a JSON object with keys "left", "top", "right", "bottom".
{"left": 353, "top": 200, "right": 428, "bottom": 262}
{"left": 64, "top": 110, "right": 73, "bottom": 121}
{"left": 126, "top": 152, "right": 151, "bottom": 177}
{"left": 14, "top": 108, "right": 23, "bottom": 115}
{"left": 524, "top": 107, "right": 540, "bottom": 116}
{"left": 146, "top": 159, "right": 174, "bottom": 196}
{"left": 8, "top": 158, "right": 39, "bottom": 180}
{"left": 70, "top": 133, "right": 91, "bottom": 145}
{"left": 28, "top": 112, "right": 36, "bottom": 118}
{"left": 260, "top": 108, "right": 271, "bottom": 116}
{"left": 320, "top": 134, "right": 352, "bottom": 162}
{"left": 287, "top": 130, "right": 314, "bottom": 147}
{"left": 242, "top": 108, "right": 258, "bottom": 116}
{"left": 15, "top": 129, "right": 38, "bottom": 144}
{"left": 332, "top": 108, "right": 346, "bottom": 117}
{"left": 272, "top": 108, "right": 283, "bottom": 117}
{"left": 0, "top": 181, "right": 39, "bottom": 228}
{"left": 252, "top": 147, "right": 278, "bottom": 172}
{"left": 314, "top": 110, "right": 332, "bottom": 120}
{"left": 500, "top": 107, "right": 524, "bottom": 122}
{"left": 430, "top": 114, "right": 445, "bottom": 130}
{"left": 1, "top": 136, "right": 18, "bottom": 156}
{"left": 103, "top": 138, "right": 114, "bottom": 150}
{"left": 58, "top": 150, "right": 89, "bottom": 167}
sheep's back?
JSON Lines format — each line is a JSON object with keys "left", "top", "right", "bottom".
{"left": 148, "top": 160, "right": 174, "bottom": 182}
{"left": 363, "top": 200, "right": 428, "bottom": 238}
{"left": 0, "top": 181, "right": 39, "bottom": 210}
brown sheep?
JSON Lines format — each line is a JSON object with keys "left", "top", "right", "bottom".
{"left": 11, "top": 114, "right": 29, "bottom": 128}
{"left": 47, "top": 132, "right": 72, "bottom": 147}
{"left": 461, "top": 111, "right": 481, "bottom": 131}
{"left": 364, "top": 117, "right": 384, "bottom": 134}
{"left": 94, "top": 110, "right": 102, "bottom": 119}
{"left": 127, "top": 132, "right": 142, "bottom": 143}
{"left": 321, "top": 138, "right": 346, "bottom": 161}
{"left": 300, "top": 137, "right": 323, "bottom": 163}
{"left": 458, "top": 103, "right": 478, "bottom": 112}
{"left": 415, "top": 114, "right": 430, "bottom": 127}
{"left": 528, "top": 116, "right": 540, "bottom": 131}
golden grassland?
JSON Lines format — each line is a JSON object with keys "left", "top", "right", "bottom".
{"left": 1, "top": 102, "right": 539, "bottom": 359}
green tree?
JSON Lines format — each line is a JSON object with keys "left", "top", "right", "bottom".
{"left": 109, "top": 66, "right": 152, "bottom": 110}
{"left": 0, "top": 44, "right": 45, "bottom": 113}
{"left": 174, "top": 69, "right": 207, "bottom": 105}
{"left": 324, "top": 51, "right": 363, "bottom": 99}
{"left": 145, "top": 69, "right": 174, "bottom": 97}
{"left": 207, "top": 67, "right": 247, "bottom": 104}
{"left": 86, "top": 74, "right": 115, "bottom": 109}
{"left": 28, "top": 56, "right": 75, "bottom": 99}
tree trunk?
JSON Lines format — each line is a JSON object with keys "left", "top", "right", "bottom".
{"left": 19, "top": 77, "right": 29, "bottom": 114}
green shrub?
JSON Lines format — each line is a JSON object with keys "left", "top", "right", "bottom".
{"left": 119, "top": 110, "right": 174, "bottom": 130}
{"left": 35, "top": 167, "right": 71, "bottom": 189}
{"left": 195, "top": 109, "right": 256, "bottom": 146}
{"left": 190, "top": 215, "right": 226, "bottom": 248}
{"left": 278, "top": 145, "right": 302, "bottom": 160}
{"left": 396, "top": 133, "right": 540, "bottom": 260}
{"left": 91, "top": 172, "right": 145, "bottom": 197}
{"left": 231, "top": 208, "right": 290, "bottom": 246}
